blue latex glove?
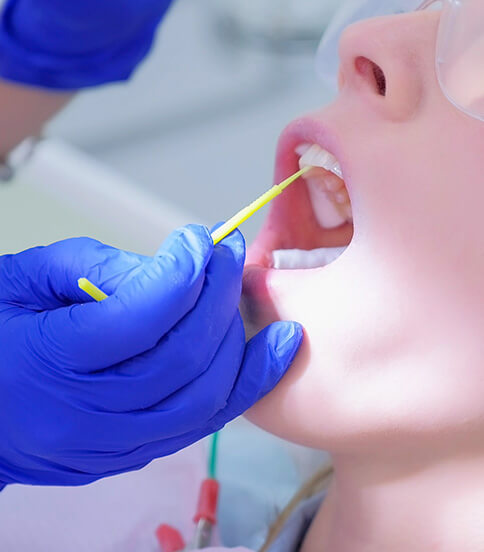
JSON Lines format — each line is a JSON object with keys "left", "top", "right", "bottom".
{"left": 0, "top": 225, "right": 303, "bottom": 488}
{"left": 0, "top": 0, "right": 175, "bottom": 89}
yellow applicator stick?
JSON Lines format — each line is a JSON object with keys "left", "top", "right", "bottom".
{"left": 78, "top": 277, "right": 109, "bottom": 302}
{"left": 210, "top": 166, "right": 311, "bottom": 245}
{"left": 78, "top": 166, "right": 312, "bottom": 302}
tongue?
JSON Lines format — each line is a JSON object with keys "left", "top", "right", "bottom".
{"left": 271, "top": 247, "right": 346, "bottom": 270}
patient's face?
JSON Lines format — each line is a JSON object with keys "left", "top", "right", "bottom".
{"left": 242, "top": 9, "right": 484, "bottom": 457}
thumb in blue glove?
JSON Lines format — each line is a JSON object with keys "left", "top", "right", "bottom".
{"left": 0, "top": 225, "right": 303, "bottom": 487}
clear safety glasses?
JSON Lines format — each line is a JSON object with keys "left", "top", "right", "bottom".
{"left": 316, "top": 0, "right": 484, "bottom": 122}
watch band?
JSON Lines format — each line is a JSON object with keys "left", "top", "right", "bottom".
{"left": 0, "top": 136, "right": 42, "bottom": 182}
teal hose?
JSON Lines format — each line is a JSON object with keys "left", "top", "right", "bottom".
{"left": 208, "top": 432, "right": 219, "bottom": 479}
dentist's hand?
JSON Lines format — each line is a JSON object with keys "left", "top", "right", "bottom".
{"left": 0, "top": 226, "right": 302, "bottom": 488}
{"left": 0, "top": 0, "right": 175, "bottom": 89}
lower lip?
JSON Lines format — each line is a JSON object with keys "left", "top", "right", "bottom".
{"left": 243, "top": 261, "right": 324, "bottom": 305}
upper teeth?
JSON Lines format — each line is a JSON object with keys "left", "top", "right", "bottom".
{"left": 297, "top": 143, "right": 352, "bottom": 229}
{"left": 296, "top": 144, "right": 343, "bottom": 178}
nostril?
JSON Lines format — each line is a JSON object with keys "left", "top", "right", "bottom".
{"left": 372, "top": 64, "right": 386, "bottom": 96}
{"left": 355, "top": 56, "right": 387, "bottom": 97}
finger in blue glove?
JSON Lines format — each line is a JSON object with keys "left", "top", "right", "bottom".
{"left": 0, "top": 225, "right": 303, "bottom": 487}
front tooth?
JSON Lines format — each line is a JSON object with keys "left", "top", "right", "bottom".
{"left": 298, "top": 144, "right": 342, "bottom": 178}
{"left": 306, "top": 178, "right": 347, "bottom": 229}
{"left": 330, "top": 163, "right": 343, "bottom": 179}
{"left": 299, "top": 144, "right": 333, "bottom": 170}
{"left": 295, "top": 143, "right": 312, "bottom": 157}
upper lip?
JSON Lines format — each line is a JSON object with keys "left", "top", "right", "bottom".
{"left": 246, "top": 116, "right": 354, "bottom": 267}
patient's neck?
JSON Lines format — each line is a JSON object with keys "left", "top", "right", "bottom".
{"left": 301, "top": 447, "right": 484, "bottom": 552}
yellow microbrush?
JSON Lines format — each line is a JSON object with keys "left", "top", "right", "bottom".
{"left": 210, "top": 166, "right": 311, "bottom": 245}
{"left": 78, "top": 166, "right": 312, "bottom": 302}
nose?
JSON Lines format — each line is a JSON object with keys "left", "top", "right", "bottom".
{"left": 337, "top": 11, "right": 440, "bottom": 121}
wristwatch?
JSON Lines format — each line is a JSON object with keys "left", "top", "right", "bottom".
{"left": 0, "top": 136, "right": 41, "bottom": 182}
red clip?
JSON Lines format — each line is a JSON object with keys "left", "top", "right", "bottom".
{"left": 155, "top": 524, "right": 186, "bottom": 552}
{"left": 193, "top": 478, "right": 220, "bottom": 525}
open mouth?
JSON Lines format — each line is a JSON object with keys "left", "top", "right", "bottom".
{"left": 241, "top": 120, "right": 359, "bottom": 336}
{"left": 271, "top": 143, "right": 354, "bottom": 270}
{"left": 247, "top": 127, "right": 355, "bottom": 273}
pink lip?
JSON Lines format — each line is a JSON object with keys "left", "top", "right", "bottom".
{"left": 246, "top": 116, "right": 354, "bottom": 268}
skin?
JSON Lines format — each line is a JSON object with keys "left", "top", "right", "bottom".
{"left": 242, "top": 9, "right": 484, "bottom": 552}
{"left": 0, "top": 80, "right": 71, "bottom": 158}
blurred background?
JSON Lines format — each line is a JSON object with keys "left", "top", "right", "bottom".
{"left": 0, "top": 0, "right": 342, "bottom": 549}
{"left": 44, "top": 0, "right": 338, "bottom": 244}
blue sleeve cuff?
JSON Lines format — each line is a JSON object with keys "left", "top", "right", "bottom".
{"left": 0, "top": 0, "right": 173, "bottom": 90}
{"left": 0, "top": 23, "right": 158, "bottom": 90}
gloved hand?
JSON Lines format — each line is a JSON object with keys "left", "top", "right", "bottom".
{"left": 0, "top": 225, "right": 302, "bottom": 488}
{"left": 0, "top": 0, "right": 175, "bottom": 89}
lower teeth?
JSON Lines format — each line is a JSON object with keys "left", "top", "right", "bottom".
{"left": 271, "top": 247, "right": 346, "bottom": 270}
